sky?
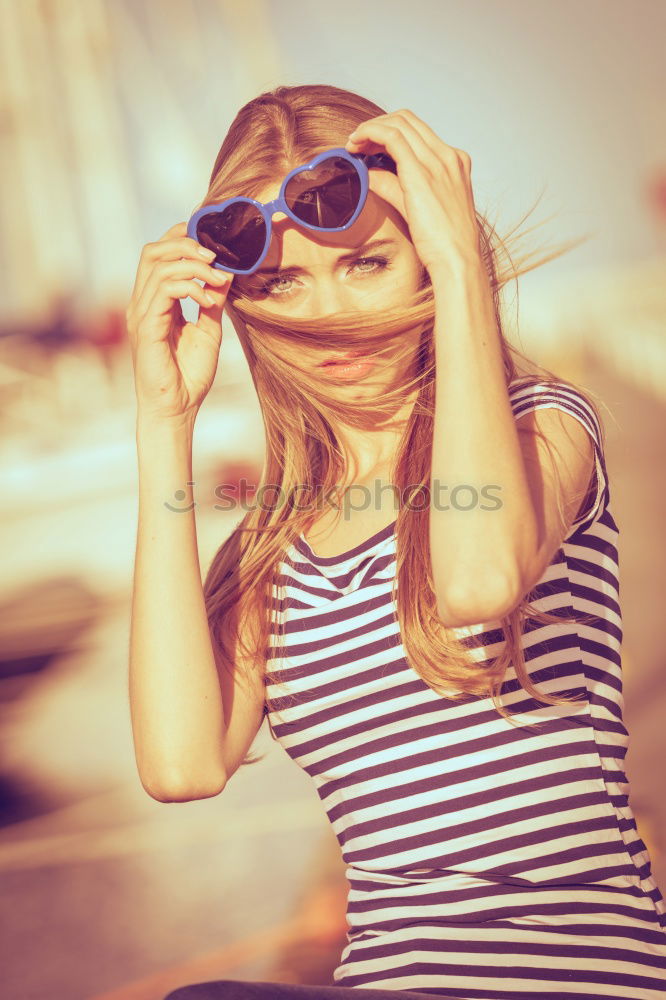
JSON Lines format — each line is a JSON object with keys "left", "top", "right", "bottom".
{"left": 1, "top": 0, "right": 664, "bottom": 318}
{"left": 188, "top": 0, "right": 666, "bottom": 275}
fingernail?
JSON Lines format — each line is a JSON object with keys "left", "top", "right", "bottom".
{"left": 203, "top": 292, "right": 215, "bottom": 305}
{"left": 198, "top": 247, "right": 216, "bottom": 260}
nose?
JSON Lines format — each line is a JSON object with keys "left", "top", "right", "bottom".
{"left": 308, "top": 276, "right": 355, "bottom": 318}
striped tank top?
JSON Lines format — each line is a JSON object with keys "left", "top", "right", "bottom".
{"left": 265, "top": 377, "right": 666, "bottom": 997}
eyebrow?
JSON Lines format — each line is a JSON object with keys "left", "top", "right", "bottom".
{"left": 253, "top": 238, "right": 400, "bottom": 277}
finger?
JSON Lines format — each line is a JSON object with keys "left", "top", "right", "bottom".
{"left": 132, "top": 236, "right": 218, "bottom": 306}
{"left": 391, "top": 111, "right": 473, "bottom": 177}
{"left": 140, "top": 278, "right": 218, "bottom": 343}
{"left": 158, "top": 220, "right": 189, "bottom": 241}
{"left": 195, "top": 280, "right": 231, "bottom": 340}
{"left": 347, "top": 124, "right": 433, "bottom": 190}
{"left": 134, "top": 257, "right": 228, "bottom": 324}
{"left": 348, "top": 118, "right": 443, "bottom": 178}
{"left": 350, "top": 112, "right": 462, "bottom": 177}
{"left": 375, "top": 112, "right": 442, "bottom": 165}
{"left": 391, "top": 116, "right": 446, "bottom": 175}
{"left": 390, "top": 109, "right": 463, "bottom": 162}
{"left": 152, "top": 236, "right": 217, "bottom": 263}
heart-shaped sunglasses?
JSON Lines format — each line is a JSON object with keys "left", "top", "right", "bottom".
{"left": 186, "top": 146, "right": 397, "bottom": 276}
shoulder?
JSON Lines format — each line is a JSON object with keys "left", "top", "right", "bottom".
{"left": 508, "top": 376, "right": 604, "bottom": 439}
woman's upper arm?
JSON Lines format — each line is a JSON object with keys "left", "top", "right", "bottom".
{"left": 213, "top": 604, "right": 267, "bottom": 785}
{"left": 510, "top": 378, "right": 608, "bottom": 531}
{"left": 509, "top": 379, "right": 609, "bottom": 595}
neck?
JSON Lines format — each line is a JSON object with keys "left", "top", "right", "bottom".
{"left": 335, "top": 395, "right": 416, "bottom": 485}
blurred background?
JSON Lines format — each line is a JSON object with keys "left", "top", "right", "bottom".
{"left": 0, "top": 0, "right": 665, "bottom": 997}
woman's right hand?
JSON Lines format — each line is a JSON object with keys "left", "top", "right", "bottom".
{"left": 126, "top": 220, "right": 234, "bottom": 424}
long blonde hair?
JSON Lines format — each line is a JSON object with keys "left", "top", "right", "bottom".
{"left": 198, "top": 84, "right": 604, "bottom": 766}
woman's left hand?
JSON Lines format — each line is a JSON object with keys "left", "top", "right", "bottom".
{"left": 345, "top": 109, "right": 483, "bottom": 275}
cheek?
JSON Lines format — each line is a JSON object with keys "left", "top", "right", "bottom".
{"left": 383, "top": 259, "right": 424, "bottom": 301}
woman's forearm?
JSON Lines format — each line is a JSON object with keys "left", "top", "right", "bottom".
{"left": 129, "top": 413, "right": 227, "bottom": 801}
{"left": 428, "top": 258, "right": 538, "bottom": 624}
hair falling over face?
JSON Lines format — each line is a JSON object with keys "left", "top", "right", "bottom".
{"left": 198, "top": 83, "right": 603, "bottom": 766}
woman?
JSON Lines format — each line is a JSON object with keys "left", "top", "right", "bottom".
{"left": 126, "top": 84, "right": 666, "bottom": 998}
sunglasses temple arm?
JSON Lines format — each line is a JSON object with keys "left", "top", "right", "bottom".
{"left": 359, "top": 151, "right": 398, "bottom": 176}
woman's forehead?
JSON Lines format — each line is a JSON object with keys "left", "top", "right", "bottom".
{"left": 264, "top": 223, "right": 403, "bottom": 278}
{"left": 261, "top": 190, "right": 407, "bottom": 260}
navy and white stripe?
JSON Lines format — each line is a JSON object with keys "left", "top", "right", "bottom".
{"left": 265, "top": 377, "right": 666, "bottom": 996}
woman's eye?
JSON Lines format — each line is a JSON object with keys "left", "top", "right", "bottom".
{"left": 260, "top": 256, "right": 391, "bottom": 297}
{"left": 262, "top": 276, "right": 293, "bottom": 295}
{"left": 353, "top": 256, "right": 390, "bottom": 274}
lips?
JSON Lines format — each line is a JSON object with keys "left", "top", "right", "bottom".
{"left": 319, "top": 351, "right": 366, "bottom": 367}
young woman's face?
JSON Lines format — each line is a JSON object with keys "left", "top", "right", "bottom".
{"left": 233, "top": 184, "right": 426, "bottom": 392}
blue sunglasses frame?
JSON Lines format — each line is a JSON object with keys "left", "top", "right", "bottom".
{"left": 186, "top": 146, "right": 397, "bottom": 276}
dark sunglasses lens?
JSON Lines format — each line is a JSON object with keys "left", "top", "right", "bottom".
{"left": 284, "top": 156, "right": 361, "bottom": 228}
{"left": 195, "top": 202, "right": 267, "bottom": 271}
